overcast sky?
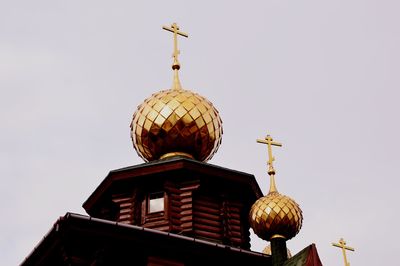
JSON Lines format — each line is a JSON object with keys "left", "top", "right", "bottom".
{"left": 1, "top": 1, "right": 399, "bottom": 265}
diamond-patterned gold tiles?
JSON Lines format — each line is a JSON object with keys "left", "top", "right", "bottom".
{"left": 130, "top": 89, "right": 223, "bottom": 162}
{"left": 249, "top": 191, "right": 303, "bottom": 241}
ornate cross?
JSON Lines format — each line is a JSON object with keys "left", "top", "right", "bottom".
{"left": 257, "top": 134, "right": 282, "bottom": 175}
{"left": 162, "top": 23, "right": 188, "bottom": 70}
{"left": 332, "top": 238, "right": 355, "bottom": 266}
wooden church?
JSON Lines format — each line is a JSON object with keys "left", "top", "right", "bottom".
{"left": 21, "top": 23, "right": 323, "bottom": 266}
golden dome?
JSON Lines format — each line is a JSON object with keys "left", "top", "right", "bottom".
{"left": 130, "top": 88, "right": 222, "bottom": 162}
{"left": 130, "top": 23, "right": 223, "bottom": 162}
{"left": 249, "top": 190, "right": 302, "bottom": 241}
{"left": 250, "top": 134, "right": 303, "bottom": 241}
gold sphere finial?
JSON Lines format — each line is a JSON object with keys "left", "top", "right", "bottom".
{"left": 249, "top": 133, "right": 303, "bottom": 241}
{"left": 130, "top": 24, "right": 223, "bottom": 162}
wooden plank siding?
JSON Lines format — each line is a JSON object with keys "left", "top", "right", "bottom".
{"left": 193, "top": 195, "right": 224, "bottom": 243}
{"left": 110, "top": 182, "right": 251, "bottom": 249}
{"left": 166, "top": 180, "right": 200, "bottom": 234}
{"left": 223, "top": 201, "right": 251, "bottom": 249}
{"left": 192, "top": 194, "right": 250, "bottom": 249}
{"left": 112, "top": 192, "right": 135, "bottom": 224}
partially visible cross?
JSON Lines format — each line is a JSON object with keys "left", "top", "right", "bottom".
{"left": 332, "top": 238, "right": 355, "bottom": 266}
{"left": 162, "top": 23, "right": 188, "bottom": 69}
{"left": 257, "top": 134, "right": 282, "bottom": 175}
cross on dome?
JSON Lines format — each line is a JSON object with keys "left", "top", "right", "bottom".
{"left": 256, "top": 134, "right": 282, "bottom": 193}
{"left": 162, "top": 23, "right": 188, "bottom": 70}
{"left": 332, "top": 238, "right": 355, "bottom": 266}
{"left": 162, "top": 23, "right": 188, "bottom": 90}
{"left": 257, "top": 134, "right": 282, "bottom": 176}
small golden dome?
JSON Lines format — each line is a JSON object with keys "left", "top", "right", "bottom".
{"left": 249, "top": 191, "right": 303, "bottom": 241}
{"left": 250, "top": 134, "right": 303, "bottom": 241}
{"left": 130, "top": 88, "right": 223, "bottom": 162}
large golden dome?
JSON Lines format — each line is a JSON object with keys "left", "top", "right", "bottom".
{"left": 249, "top": 190, "right": 302, "bottom": 241}
{"left": 130, "top": 23, "right": 223, "bottom": 162}
{"left": 130, "top": 88, "right": 222, "bottom": 162}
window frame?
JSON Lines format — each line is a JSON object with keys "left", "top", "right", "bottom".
{"left": 147, "top": 191, "right": 165, "bottom": 214}
{"left": 141, "top": 190, "right": 167, "bottom": 224}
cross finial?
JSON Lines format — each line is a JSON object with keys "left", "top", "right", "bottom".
{"left": 332, "top": 238, "right": 355, "bottom": 266}
{"left": 163, "top": 23, "right": 188, "bottom": 69}
{"left": 257, "top": 134, "right": 282, "bottom": 176}
{"left": 162, "top": 23, "right": 188, "bottom": 90}
{"left": 257, "top": 134, "right": 282, "bottom": 193}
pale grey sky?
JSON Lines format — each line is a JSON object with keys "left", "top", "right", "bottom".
{"left": 1, "top": 1, "right": 399, "bottom": 265}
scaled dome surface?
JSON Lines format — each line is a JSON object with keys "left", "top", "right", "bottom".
{"left": 249, "top": 191, "right": 303, "bottom": 241}
{"left": 130, "top": 88, "right": 223, "bottom": 162}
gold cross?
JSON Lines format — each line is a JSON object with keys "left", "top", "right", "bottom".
{"left": 257, "top": 134, "right": 282, "bottom": 175}
{"left": 162, "top": 23, "right": 188, "bottom": 70}
{"left": 332, "top": 238, "right": 355, "bottom": 266}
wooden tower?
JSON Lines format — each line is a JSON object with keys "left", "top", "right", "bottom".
{"left": 83, "top": 157, "right": 263, "bottom": 250}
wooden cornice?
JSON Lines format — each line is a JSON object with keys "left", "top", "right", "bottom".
{"left": 83, "top": 157, "right": 263, "bottom": 213}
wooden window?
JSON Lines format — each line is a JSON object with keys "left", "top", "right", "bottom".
{"left": 141, "top": 191, "right": 168, "bottom": 225}
{"left": 148, "top": 191, "right": 164, "bottom": 214}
